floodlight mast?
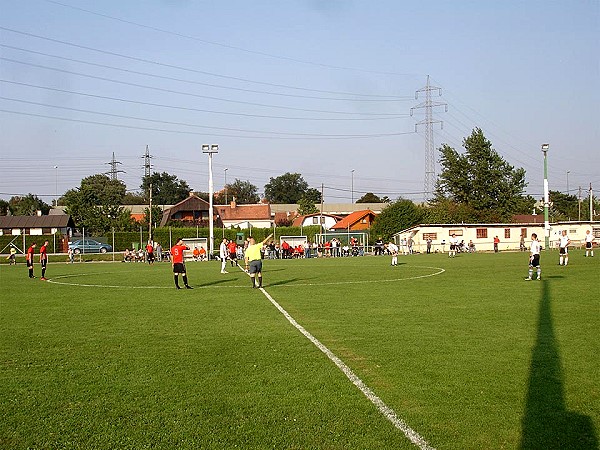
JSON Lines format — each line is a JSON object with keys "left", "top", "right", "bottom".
{"left": 541, "top": 144, "right": 550, "bottom": 250}
{"left": 203, "top": 144, "right": 219, "bottom": 259}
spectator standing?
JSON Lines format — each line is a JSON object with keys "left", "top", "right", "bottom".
{"left": 146, "top": 241, "right": 155, "bottom": 265}
{"left": 493, "top": 236, "right": 500, "bottom": 253}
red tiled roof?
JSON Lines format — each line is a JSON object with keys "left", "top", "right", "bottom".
{"left": 216, "top": 204, "right": 271, "bottom": 221}
{"left": 331, "top": 209, "right": 376, "bottom": 230}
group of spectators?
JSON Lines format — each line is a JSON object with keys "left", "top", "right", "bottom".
{"left": 123, "top": 241, "right": 164, "bottom": 263}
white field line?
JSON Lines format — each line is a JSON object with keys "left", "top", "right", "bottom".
{"left": 46, "top": 266, "right": 445, "bottom": 289}
{"left": 238, "top": 264, "right": 436, "bottom": 450}
{"left": 258, "top": 286, "right": 436, "bottom": 450}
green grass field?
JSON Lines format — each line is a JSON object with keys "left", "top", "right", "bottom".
{"left": 1, "top": 251, "right": 598, "bottom": 449}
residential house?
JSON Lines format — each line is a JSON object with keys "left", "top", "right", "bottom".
{"left": 159, "top": 193, "right": 222, "bottom": 227}
{"left": 216, "top": 200, "right": 272, "bottom": 229}
{"left": 330, "top": 209, "right": 377, "bottom": 232}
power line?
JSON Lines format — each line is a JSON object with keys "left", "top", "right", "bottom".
{"left": 0, "top": 26, "right": 414, "bottom": 97}
{"left": 1, "top": 57, "right": 409, "bottom": 116}
{"left": 40, "top": 0, "right": 421, "bottom": 78}
{"left": 0, "top": 44, "right": 414, "bottom": 102}
{"left": 0, "top": 80, "right": 407, "bottom": 122}
{"left": 1, "top": 97, "right": 415, "bottom": 137}
{"left": 0, "top": 109, "right": 416, "bottom": 140}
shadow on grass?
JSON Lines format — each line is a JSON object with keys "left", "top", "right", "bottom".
{"left": 520, "top": 279, "right": 598, "bottom": 449}
{"left": 193, "top": 278, "right": 239, "bottom": 288}
{"left": 265, "top": 278, "right": 302, "bottom": 287}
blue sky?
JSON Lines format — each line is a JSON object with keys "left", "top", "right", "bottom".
{"left": 1, "top": 0, "right": 598, "bottom": 205}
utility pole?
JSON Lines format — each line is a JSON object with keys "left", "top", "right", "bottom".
{"left": 578, "top": 186, "right": 582, "bottom": 221}
{"left": 590, "top": 183, "right": 594, "bottom": 222}
{"left": 411, "top": 75, "right": 447, "bottom": 202}
{"left": 105, "top": 152, "right": 125, "bottom": 180}
{"left": 541, "top": 144, "right": 550, "bottom": 251}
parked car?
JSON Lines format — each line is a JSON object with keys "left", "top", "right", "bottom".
{"left": 68, "top": 239, "right": 112, "bottom": 254}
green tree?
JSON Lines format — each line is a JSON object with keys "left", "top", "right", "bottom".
{"left": 0, "top": 199, "right": 8, "bottom": 215}
{"left": 434, "top": 128, "right": 527, "bottom": 222}
{"left": 371, "top": 199, "right": 424, "bottom": 241}
{"left": 548, "top": 190, "right": 579, "bottom": 221}
{"left": 123, "top": 192, "right": 147, "bottom": 205}
{"left": 141, "top": 172, "right": 190, "bottom": 205}
{"left": 297, "top": 198, "right": 319, "bottom": 215}
{"left": 63, "top": 174, "right": 134, "bottom": 233}
{"left": 216, "top": 179, "right": 260, "bottom": 204}
{"left": 422, "top": 198, "right": 478, "bottom": 224}
{"left": 356, "top": 192, "right": 383, "bottom": 203}
{"left": 264, "top": 173, "right": 321, "bottom": 204}
{"left": 8, "top": 194, "right": 51, "bottom": 216}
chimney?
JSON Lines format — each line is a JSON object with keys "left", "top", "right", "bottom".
{"left": 230, "top": 197, "right": 236, "bottom": 208}
{"left": 36, "top": 210, "right": 42, "bottom": 216}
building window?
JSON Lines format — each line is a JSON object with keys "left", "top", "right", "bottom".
{"left": 449, "top": 229, "right": 463, "bottom": 236}
{"left": 504, "top": 228, "right": 511, "bottom": 239}
{"left": 422, "top": 232, "right": 437, "bottom": 241}
{"left": 521, "top": 228, "right": 527, "bottom": 238}
{"left": 476, "top": 228, "right": 488, "bottom": 239}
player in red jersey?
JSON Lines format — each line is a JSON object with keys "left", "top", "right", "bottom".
{"left": 171, "top": 238, "right": 192, "bottom": 289}
{"left": 26, "top": 242, "right": 37, "bottom": 278}
{"left": 39, "top": 240, "right": 49, "bottom": 280}
{"left": 227, "top": 240, "right": 238, "bottom": 267}
{"left": 146, "top": 241, "right": 155, "bottom": 265}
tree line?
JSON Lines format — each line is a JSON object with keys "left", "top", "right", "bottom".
{"left": 1, "top": 129, "right": 596, "bottom": 237}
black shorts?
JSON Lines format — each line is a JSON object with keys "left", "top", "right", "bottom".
{"left": 559, "top": 247, "right": 568, "bottom": 255}
{"left": 41, "top": 258, "right": 47, "bottom": 268}
{"left": 529, "top": 254, "right": 540, "bottom": 268}
{"left": 450, "top": 244, "right": 456, "bottom": 250}
{"left": 173, "top": 263, "right": 186, "bottom": 274}
{"left": 248, "top": 260, "right": 262, "bottom": 274}
{"left": 586, "top": 242, "right": 592, "bottom": 249}
{"left": 229, "top": 252, "right": 237, "bottom": 260}
{"left": 147, "top": 252, "right": 155, "bottom": 261}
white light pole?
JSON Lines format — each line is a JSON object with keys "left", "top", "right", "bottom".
{"left": 203, "top": 144, "right": 218, "bottom": 259}
{"left": 542, "top": 144, "right": 550, "bottom": 251}
{"left": 351, "top": 169, "right": 355, "bottom": 203}
{"left": 566, "top": 170, "right": 570, "bottom": 195}
{"left": 224, "top": 168, "right": 228, "bottom": 204}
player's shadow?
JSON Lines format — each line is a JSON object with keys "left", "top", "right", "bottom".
{"left": 520, "top": 279, "right": 598, "bottom": 449}
{"left": 194, "top": 279, "right": 237, "bottom": 288}
{"left": 265, "top": 277, "right": 304, "bottom": 287}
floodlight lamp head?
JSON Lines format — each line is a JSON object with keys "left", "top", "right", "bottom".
{"left": 541, "top": 143, "right": 549, "bottom": 151}
{"left": 211, "top": 144, "right": 219, "bottom": 152}
{"left": 202, "top": 144, "right": 210, "bottom": 153}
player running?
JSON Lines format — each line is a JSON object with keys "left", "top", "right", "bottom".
{"left": 525, "top": 233, "right": 541, "bottom": 281}
{"left": 170, "top": 238, "right": 192, "bottom": 289}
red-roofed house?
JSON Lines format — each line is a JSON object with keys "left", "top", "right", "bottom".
{"left": 216, "top": 200, "right": 272, "bottom": 229}
{"left": 330, "top": 209, "right": 377, "bottom": 231}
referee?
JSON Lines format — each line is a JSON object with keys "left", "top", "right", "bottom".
{"left": 244, "top": 233, "right": 273, "bottom": 289}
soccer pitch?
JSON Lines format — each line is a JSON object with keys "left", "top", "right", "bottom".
{"left": 1, "top": 251, "right": 598, "bottom": 449}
